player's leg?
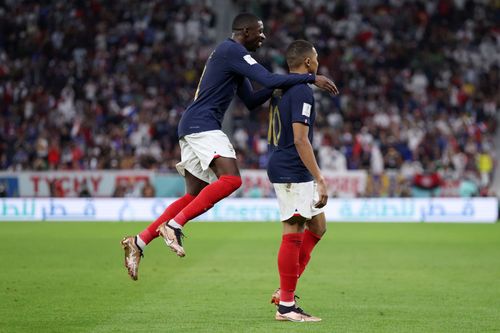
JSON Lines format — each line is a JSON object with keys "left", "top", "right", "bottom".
{"left": 272, "top": 182, "right": 322, "bottom": 322}
{"left": 122, "top": 137, "right": 208, "bottom": 279}
{"left": 158, "top": 157, "right": 241, "bottom": 257}
{"left": 299, "top": 212, "right": 326, "bottom": 277}
{"left": 158, "top": 131, "right": 242, "bottom": 257}
{"left": 272, "top": 211, "right": 326, "bottom": 285}
{"left": 275, "top": 217, "right": 321, "bottom": 322}
{"left": 156, "top": 171, "right": 212, "bottom": 257}
{"left": 166, "top": 156, "right": 241, "bottom": 228}
{"left": 138, "top": 171, "right": 207, "bottom": 246}
{"left": 168, "top": 130, "right": 242, "bottom": 228}
{"left": 121, "top": 171, "right": 208, "bottom": 280}
{"left": 275, "top": 216, "right": 306, "bottom": 321}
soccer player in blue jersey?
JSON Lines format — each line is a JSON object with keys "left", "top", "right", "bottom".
{"left": 267, "top": 40, "right": 329, "bottom": 322}
{"left": 121, "top": 13, "right": 338, "bottom": 280}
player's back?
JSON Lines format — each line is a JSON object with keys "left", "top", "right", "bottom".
{"left": 178, "top": 39, "right": 247, "bottom": 138}
{"left": 267, "top": 84, "right": 315, "bottom": 183}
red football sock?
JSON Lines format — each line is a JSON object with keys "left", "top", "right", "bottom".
{"left": 138, "top": 194, "right": 196, "bottom": 244}
{"left": 298, "top": 229, "right": 322, "bottom": 277}
{"left": 173, "top": 175, "right": 242, "bottom": 226}
{"left": 278, "top": 232, "right": 304, "bottom": 303}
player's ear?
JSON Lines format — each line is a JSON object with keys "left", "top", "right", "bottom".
{"left": 305, "top": 57, "right": 311, "bottom": 67}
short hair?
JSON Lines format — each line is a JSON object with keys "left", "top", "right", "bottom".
{"left": 232, "top": 13, "right": 260, "bottom": 31}
{"left": 285, "top": 40, "right": 315, "bottom": 69}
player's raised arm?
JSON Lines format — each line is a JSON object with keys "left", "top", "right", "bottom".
{"left": 228, "top": 47, "right": 315, "bottom": 88}
{"left": 228, "top": 14, "right": 338, "bottom": 95}
{"left": 237, "top": 78, "right": 273, "bottom": 110}
{"left": 227, "top": 49, "right": 339, "bottom": 95}
{"left": 229, "top": 46, "right": 338, "bottom": 95}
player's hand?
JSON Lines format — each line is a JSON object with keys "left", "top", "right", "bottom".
{"left": 314, "top": 177, "right": 328, "bottom": 208}
{"left": 314, "top": 75, "right": 339, "bottom": 95}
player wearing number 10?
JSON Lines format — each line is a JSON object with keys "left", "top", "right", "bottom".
{"left": 121, "top": 13, "right": 338, "bottom": 281}
{"left": 267, "top": 40, "right": 330, "bottom": 322}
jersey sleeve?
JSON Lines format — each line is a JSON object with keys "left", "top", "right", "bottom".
{"left": 289, "top": 86, "right": 314, "bottom": 125}
{"left": 237, "top": 78, "right": 273, "bottom": 110}
{"left": 227, "top": 44, "right": 316, "bottom": 88}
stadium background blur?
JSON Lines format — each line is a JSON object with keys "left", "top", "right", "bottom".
{"left": 0, "top": 0, "right": 499, "bottom": 199}
{"left": 1, "top": 2, "right": 499, "bottom": 332}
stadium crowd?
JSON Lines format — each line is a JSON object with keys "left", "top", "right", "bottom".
{"left": 235, "top": 0, "right": 498, "bottom": 196}
{"left": 0, "top": 0, "right": 498, "bottom": 197}
{"left": 0, "top": 0, "right": 217, "bottom": 171}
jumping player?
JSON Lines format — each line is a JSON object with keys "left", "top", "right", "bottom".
{"left": 267, "top": 40, "right": 329, "bottom": 322}
{"left": 121, "top": 14, "right": 338, "bottom": 280}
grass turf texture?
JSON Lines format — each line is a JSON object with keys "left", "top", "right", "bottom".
{"left": 1, "top": 222, "right": 499, "bottom": 333}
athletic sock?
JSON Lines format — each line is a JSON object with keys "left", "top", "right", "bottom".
{"left": 278, "top": 304, "right": 296, "bottom": 314}
{"left": 278, "top": 232, "right": 304, "bottom": 303}
{"left": 138, "top": 194, "right": 196, "bottom": 244}
{"left": 167, "top": 220, "right": 183, "bottom": 229}
{"left": 135, "top": 235, "right": 146, "bottom": 251}
{"left": 298, "top": 229, "right": 322, "bottom": 277}
{"left": 172, "top": 175, "right": 242, "bottom": 226}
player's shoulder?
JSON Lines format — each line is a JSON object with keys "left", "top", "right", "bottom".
{"left": 285, "top": 83, "right": 313, "bottom": 98}
{"left": 216, "top": 38, "right": 251, "bottom": 66}
{"left": 220, "top": 38, "right": 247, "bottom": 54}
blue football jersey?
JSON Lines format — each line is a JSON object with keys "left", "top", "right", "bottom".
{"left": 177, "top": 38, "right": 316, "bottom": 138}
{"left": 267, "top": 84, "right": 315, "bottom": 183}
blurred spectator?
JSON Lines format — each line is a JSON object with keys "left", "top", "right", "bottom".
{"left": 384, "top": 147, "right": 403, "bottom": 170}
{"left": 141, "top": 180, "right": 156, "bottom": 198}
{"left": 0, "top": 183, "right": 7, "bottom": 197}
{"left": 412, "top": 167, "right": 443, "bottom": 198}
{"left": 370, "top": 144, "right": 384, "bottom": 176}
{"left": 318, "top": 136, "right": 347, "bottom": 171}
{"left": 112, "top": 184, "right": 127, "bottom": 198}
{"left": 78, "top": 182, "right": 92, "bottom": 198}
{"left": 459, "top": 174, "right": 479, "bottom": 197}
{"left": 476, "top": 149, "right": 494, "bottom": 187}
{"left": 49, "top": 179, "right": 65, "bottom": 197}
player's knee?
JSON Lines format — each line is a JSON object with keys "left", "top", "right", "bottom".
{"left": 283, "top": 217, "right": 306, "bottom": 233}
{"left": 308, "top": 223, "right": 326, "bottom": 237}
{"left": 219, "top": 175, "right": 242, "bottom": 192}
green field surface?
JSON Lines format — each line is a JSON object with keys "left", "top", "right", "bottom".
{"left": 1, "top": 222, "right": 499, "bottom": 333}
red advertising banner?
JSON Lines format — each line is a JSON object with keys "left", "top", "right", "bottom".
{"left": 17, "top": 171, "right": 154, "bottom": 197}
{"left": 238, "top": 170, "right": 367, "bottom": 198}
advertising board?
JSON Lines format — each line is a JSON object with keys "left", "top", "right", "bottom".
{"left": 1, "top": 198, "right": 497, "bottom": 223}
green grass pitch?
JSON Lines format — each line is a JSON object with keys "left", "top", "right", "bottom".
{"left": 1, "top": 222, "right": 499, "bottom": 333}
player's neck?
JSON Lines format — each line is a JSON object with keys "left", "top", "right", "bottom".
{"left": 231, "top": 34, "right": 245, "bottom": 45}
{"left": 289, "top": 68, "right": 308, "bottom": 75}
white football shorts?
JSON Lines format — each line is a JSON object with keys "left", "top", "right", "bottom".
{"left": 273, "top": 181, "right": 324, "bottom": 221}
{"left": 176, "top": 130, "right": 237, "bottom": 183}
